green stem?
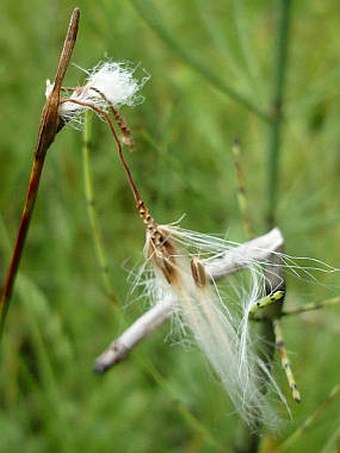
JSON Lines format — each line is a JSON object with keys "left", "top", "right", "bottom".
{"left": 236, "top": 3, "right": 292, "bottom": 447}
{"left": 266, "top": 0, "right": 292, "bottom": 228}
{"left": 82, "top": 112, "right": 118, "bottom": 304}
{"left": 233, "top": 319, "right": 276, "bottom": 453}
{"left": 233, "top": 254, "right": 285, "bottom": 451}
{"left": 280, "top": 383, "right": 340, "bottom": 452}
{"left": 232, "top": 139, "right": 255, "bottom": 238}
{"left": 281, "top": 296, "right": 340, "bottom": 316}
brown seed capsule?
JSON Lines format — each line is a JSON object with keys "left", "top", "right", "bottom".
{"left": 191, "top": 256, "right": 207, "bottom": 288}
{"left": 147, "top": 227, "right": 179, "bottom": 285}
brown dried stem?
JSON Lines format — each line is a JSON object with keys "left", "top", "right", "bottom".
{"left": 0, "top": 8, "right": 80, "bottom": 334}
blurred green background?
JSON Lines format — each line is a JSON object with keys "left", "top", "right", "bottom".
{"left": 0, "top": 1, "right": 339, "bottom": 451}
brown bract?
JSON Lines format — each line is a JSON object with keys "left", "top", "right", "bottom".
{"left": 137, "top": 200, "right": 179, "bottom": 285}
{"left": 190, "top": 256, "right": 207, "bottom": 288}
{"left": 35, "top": 8, "right": 80, "bottom": 157}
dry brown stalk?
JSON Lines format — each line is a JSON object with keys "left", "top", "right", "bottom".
{"left": 0, "top": 8, "right": 80, "bottom": 334}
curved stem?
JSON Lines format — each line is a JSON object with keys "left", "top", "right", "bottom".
{"left": 61, "top": 99, "right": 143, "bottom": 208}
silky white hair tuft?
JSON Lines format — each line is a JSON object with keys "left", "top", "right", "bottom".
{"left": 134, "top": 224, "right": 293, "bottom": 430}
{"left": 132, "top": 222, "right": 339, "bottom": 429}
{"left": 45, "top": 60, "right": 150, "bottom": 126}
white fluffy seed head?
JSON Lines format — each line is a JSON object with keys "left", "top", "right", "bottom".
{"left": 45, "top": 60, "right": 150, "bottom": 126}
{"left": 84, "top": 61, "right": 149, "bottom": 108}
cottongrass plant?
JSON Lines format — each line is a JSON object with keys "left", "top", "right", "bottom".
{"left": 55, "top": 51, "right": 337, "bottom": 430}
{"left": 56, "top": 64, "right": 285, "bottom": 427}
{"left": 3, "top": 9, "right": 338, "bottom": 451}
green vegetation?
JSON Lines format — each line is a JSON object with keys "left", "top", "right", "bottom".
{"left": 1, "top": 1, "right": 339, "bottom": 451}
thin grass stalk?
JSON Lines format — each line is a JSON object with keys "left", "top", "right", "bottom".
{"left": 247, "top": 5, "right": 293, "bottom": 438}
{"left": 266, "top": 0, "right": 292, "bottom": 228}
{"left": 231, "top": 0, "right": 264, "bottom": 98}
{"left": 256, "top": 0, "right": 303, "bottom": 425}
{"left": 231, "top": 135, "right": 285, "bottom": 450}
{"left": 320, "top": 419, "right": 340, "bottom": 453}
{"left": 82, "top": 111, "right": 118, "bottom": 304}
{"left": 233, "top": 300, "right": 286, "bottom": 452}
{"left": 232, "top": 139, "right": 254, "bottom": 238}
{"left": 233, "top": 319, "right": 276, "bottom": 453}
{"left": 281, "top": 297, "right": 340, "bottom": 316}
{"left": 231, "top": 136, "right": 263, "bottom": 453}
{"left": 279, "top": 383, "right": 340, "bottom": 452}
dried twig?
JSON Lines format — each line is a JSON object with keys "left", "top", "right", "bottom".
{"left": 205, "top": 227, "right": 283, "bottom": 280}
{"left": 94, "top": 294, "right": 176, "bottom": 373}
{"left": 94, "top": 227, "right": 284, "bottom": 373}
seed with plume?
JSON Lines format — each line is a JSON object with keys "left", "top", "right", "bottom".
{"left": 139, "top": 223, "right": 286, "bottom": 430}
{"left": 46, "top": 61, "right": 150, "bottom": 124}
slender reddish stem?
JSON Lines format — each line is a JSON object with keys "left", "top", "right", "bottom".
{"left": 0, "top": 155, "right": 45, "bottom": 330}
{"left": 61, "top": 99, "right": 144, "bottom": 207}
{"left": 0, "top": 8, "right": 80, "bottom": 334}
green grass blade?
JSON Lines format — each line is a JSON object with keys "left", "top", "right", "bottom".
{"left": 130, "top": 0, "right": 270, "bottom": 121}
